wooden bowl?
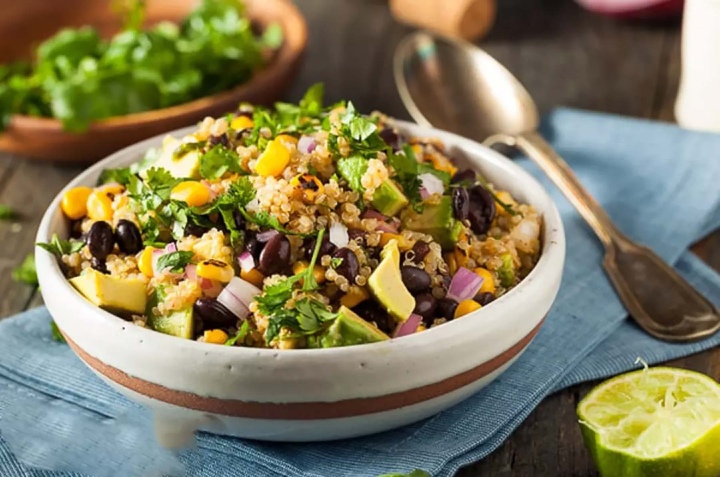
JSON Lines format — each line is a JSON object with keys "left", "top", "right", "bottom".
{"left": 0, "top": 0, "right": 307, "bottom": 163}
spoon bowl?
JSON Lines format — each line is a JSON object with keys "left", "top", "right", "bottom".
{"left": 394, "top": 31, "right": 720, "bottom": 342}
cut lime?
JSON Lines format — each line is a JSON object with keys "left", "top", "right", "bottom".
{"left": 577, "top": 367, "right": 720, "bottom": 477}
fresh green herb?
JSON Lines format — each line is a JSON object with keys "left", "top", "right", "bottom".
{"left": 0, "top": 0, "right": 276, "bottom": 132}
{"left": 476, "top": 175, "right": 519, "bottom": 216}
{"left": 293, "top": 298, "right": 337, "bottom": 333}
{"left": 225, "top": 320, "right": 251, "bottom": 346}
{"left": 12, "top": 253, "right": 38, "bottom": 286}
{"left": 199, "top": 145, "right": 243, "bottom": 179}
{"left": 336, "top": 156, "right": 368, "bottom": 192}
{"left": 37, "top": 234, "right": 85, "bottom": 256}
{"left": 240, "top": 209, "right": 315, "bottom": 237}
{"left": 50, "top": 321, "right": 66, "bottom": 343}
{"left": 417, "top": 162, "right": 451, "bottom": 186}
{"left": 330, "top": 257, "right": 343, "bottom": 269}
{"left": 155, "top": 251, "right": 194, "bottom": 273}
{"left": 98, "top": 167, "right": 134, "bottom": 186}
{"left": 0, "top": 204, "right": 15, "bottom": 220}
{"left": 253, "top": 83, "right": 327, "bottom": 143}
{"left": 264, "top": 308, "right": 301, "bottom": 344}
{"left": 388, "top": 145, "right": 424, "bottom": 211}
{"left": 328, "top": 102, "right": 385, "bottom": 158}
{"left": 301, "top": 228, "right": 325, "bottom": 291}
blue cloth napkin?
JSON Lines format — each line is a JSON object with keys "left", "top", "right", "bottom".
{"left": 1, "top": 108, "right": 720, "bottom": 477}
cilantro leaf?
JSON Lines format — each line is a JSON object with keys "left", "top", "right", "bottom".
{"left": 264, "top": 308, "right": 300, "bottom": 344}
{"left": 51, "top": 321, "right": 66, "bottom": 343}
{"left": 199, "top": 145, "right": 243, "bottom": 179}
{"left": 388, "top": 146, "right": 424, "bottom": 211}
{"left": 330, "top": 257, "right": 343, "bottom": 269}
{"left": 155, "top": 250, "right": 194, "bottom": 273}
{"left": 294, "top": 298, "right": 337, "bottom": 333}
{"left": 0, "top": 204, "right": 15, "bottom": 220}
{"left": 336, "top": 156, "right": 368, "bottom": 192}
{"left": 342, "top": 102, "right": 377, "bottom": 141}
{"left": 12, "top": 253, "right": 38, "bottom": 286}
{"left": 260, "top": 23, "right": 283, "bottom": 49}
{"left": 98, "top": 167, "right": 134, "bottom": 186}
{"left": 240, "top": 209, "right": 315, "bottom": 237}
{"left": 225, "top": 320, "right": 251, "bottom": 346}
{"left": 37, "top": 234, "right": 85, "bottom": 256}
{"left": 302, "top": 227, "right": 325, "bottom": 291}
{"left": 145, "top": 167, "right": 181, "bottom": 200}
{"left": 299, "top": 82, "right": 324, "bottom": 115}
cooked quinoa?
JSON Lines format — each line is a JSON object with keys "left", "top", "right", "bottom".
{"left": 42, "top": 84, "right": 542, "bottom": 349}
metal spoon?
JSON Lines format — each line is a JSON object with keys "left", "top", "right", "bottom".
{"left": 394, "top": 31, "right": 720, "bottom": 342}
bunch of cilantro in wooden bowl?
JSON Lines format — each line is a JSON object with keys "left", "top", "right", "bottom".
{"left": 0, "top": 0, "right": 306, "bottom": 163}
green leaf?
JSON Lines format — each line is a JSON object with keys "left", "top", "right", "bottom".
{"left": 260, "top": 23, "right": 283, "bottom": 49}
{"left": 36, "top": 234, "right": 85, "bottom": 257}
{"left": 294, "top": 298, "right": 337, "bottom": 333}
{"left": 240, "top": 209, "right": 314, "bottom": 237}
{"left": 388, "top": 145, "right": 424, "bottom": 212}
{"left": 0, "top": 204, "right": 15, "bottom": 220}
{"left": 299, "top": 82, "right": 324, "bottom": 115}
{"left": 301, "top": 227, "right": 325, "bottom": 291}
{"left": 225, "top": 320, "right": 250, "bottom": 346}
{"left": 330, "top": 257, "right": 343, "bottom": 269}
{"left": 155, "top": 250, "right": 194, "bottom": 273}
{"left": 51, "top": 321, "right": 66, "bottom": 343}
{"left": 12, "top": 253, "right": 37, "bottom": 286}
{"left": 336, "top": 156, "right": 368, "bottom": 193}
{"left": 417, "top": 163, "right": 451, "bottom": 186}
{"left": 199, "top": 145, "right": 243, "bottom": 179}
{"left": 98, "top": 167, "right": 134, "bottom": 186}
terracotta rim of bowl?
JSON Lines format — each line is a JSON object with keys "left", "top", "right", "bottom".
{"left": 6, "top": 0, "right": 307, "bottom": 133}
{"left": 61, "top": 317, "right": 544, "bottom": 420}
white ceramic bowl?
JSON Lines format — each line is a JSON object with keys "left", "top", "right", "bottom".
{"left": 36, "top": 121, "right": 565, "bottom": 445}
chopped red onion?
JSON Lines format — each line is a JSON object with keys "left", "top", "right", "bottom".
{"left": 164, "top": 243, "right": 177, "bottom": 253}
{"left": 151, "top": 249, "right": 165, "bottom": 275}
{"left": 393, "top": 314, "right": 423, "bottom": 338}
{"left": 237, "top": 251, "right": 256, "bottom": 272}
{"left": 419, "top": 187, "right": 430, "bottom": 200}
{"left": 224, "top": 277, "right": 261, "bottom": 307}
{"left": 418, "top": 173, "right": 444, "bottom": 197}
{"left": 256, "top": 230, "right": 280, "bottom": 243}
{"left": 446, "top": 267, "right": 484, "bottom": 302}
{"left": 375, "top": 221, "right": 399, "bottom": 234}
{"left": 329, "top": 221, "right": 349, "bottom": 248}
{"left": 202, "top": 280, "right": 223, "bottom": 298}
{"left": 217, "top": 286, "right": 250, "bottom": 320}
{"left": 362, "top": 209, "right": 388, "bottom": 222}
{"left": 184, "top": 264, "right": 198, "bottom": 281}
{"left": 298, "top": 135, "right": 317, "bottom": 154}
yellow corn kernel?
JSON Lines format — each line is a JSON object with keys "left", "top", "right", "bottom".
{"left": 276, "top": 134, "right": 299, "bottom": 145}
{"left": 230, "top": 115, "right": 254, "bottom": 130}
{"left": 340, "top": 286, "right": 370, "bottom": 308}
{"left": 474, "top": 267, "right": 496, "bottom": 295}
{"left": 86, "top": 190, "right": 114, "bottom": 222}
{"left": 290, "top": 174, "right": 324, "bottom": 202}
{"left": 444, "top": 252, "right": 458, "bottom": 276}
{"left": 138, "top": 247, "right": 156, "bottom": 278}
{"left": 241, "top": 267, "right": 265, "bottom": 287}
{"left": 416, "top": 324, "right": 427, "bottom": 332}
{"left": 455, "top": 299, "right": 482, "bottom": 318}
{"left": 411, "top": 144, "right": 423, "bottom": 157}
{"left": 60, "top": 186, "right": 92, "bottom": 220}
{"left": 197, "top": 259, "right": 234, "bottom": 283}
{"left": 255, "top": 139, "right": 290, "bottom": 177}
{"left": 170, "top": 181, "right": 212, "bottom": 207}
{"left": 293, "top": 261, "right": 326, "bottom": 285}
{"left": 204, "top": 329, "right": 229, "bottom": 345}
{"left": 97, "top": 183, "right": 125, "bottom": 196}
{"left": 429, "top": 153, "right": 458, "bottom": 176}
{"left": 379, "top": 233, "right": 411, "bottom": 250}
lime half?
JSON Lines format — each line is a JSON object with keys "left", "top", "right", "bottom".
{"left": 577, "top": 367, "right": 720, "bottom": 477}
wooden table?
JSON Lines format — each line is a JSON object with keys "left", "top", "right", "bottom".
{"left": 0, "top": 1, "right": 717, "bottom": 475}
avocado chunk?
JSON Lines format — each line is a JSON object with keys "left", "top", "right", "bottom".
{"left": 153, "top": 135, "right": 202, "bottom": 179}
{"left": 69, "top": 269, "right": 147, "bottom": 315}
{"left": 145, "top": 287, "right": 195, "bottom": 339}
{"left": 400, "top": 196, "right": 463, "bottom": 250}
{"left": 314, "top": 306, "right": 389, "bottom": 348}
{"left": 372, "top": 180, "right": 409, "bottom": 216}
{"left": 497, "top": 253, "right": 515, "bottom": 287}
{"left": 367, "top": 239, "right": 415, "bottom": 322}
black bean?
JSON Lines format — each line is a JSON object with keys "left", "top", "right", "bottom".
{"left": 477, "top": 292, "right": 495, "bottom": 306}
{"left": 114, "top": 219, "right": 143, "bottom": 254}
{"left": 451, "top": 169, "right": 477, "bottom": 185}
{"left": 452, "top": 187, "right": 470, "bottom": 221}
{"left": 233, "top": 209, "right": 245, "bottom": 229}
{"left": 332, "top": 247, "right": 360, "bottom": 281}
{"left": 208, "top": 133, "right": 230, "bottom": 148}
{"left": 400, "top": 266, "right": 431, "bottom": 293}
{"left": 90, "top": 257, "right": 108, "bottom": 274}
{"left": 467, "top": 185, "right": 496, "bottom": 235}
{"left": 305, "top": 235, "right": 337, "bottom": 260}
{"left": 184, "top": 222, "right": 208, "bottom": 238}
{"left": 412, "top": 241, "right": 430, "bottom": 262}
{"left": 86, "top": 221, "right": 115, "bottom": 260}
{"left": 347, "top": 228, "right": 366, "bottom": 245}
{"left": 414, "top": 293, "right": 438, "bottom": 322}
{"left": 354, "top": 301, "right": 394, "bottom": 334}
{"left": 245, "top": 236, "right": 263, "bottom": 260}
{"left": 437, "top": 298, "right": 458, "bottom": 321}
{"left": 379, "top": 128, "right": 402, "bottom": 151}
{"left": 257, "top": 233, "right": 291, "bottom": 275}
{"left": 193, "top": 298, "right": 237, "bottom": 328}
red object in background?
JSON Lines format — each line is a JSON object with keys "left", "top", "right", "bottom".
{"left": 575, "top": 0, "right": 684, "bottom": 19}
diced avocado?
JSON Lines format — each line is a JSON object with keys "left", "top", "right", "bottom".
{"left": 69, "top": 269, "right": 147, "bottom": 315}
{"left": 314, "top": 306, "right": 389, "bottom": 348}
{"left": 145, "top": 287, "right": 195, "bottom": 339}
{"left": 497, "top": 253, "right": 515, "bottom": 287}
{"left": 153, "top": 135, "right": 202, "bottom": 179}
{"left": 400, "top": 196, "right": 462, "bottom": 250}
{"left": 372, "top": 180, "right": 409, "bottom": 216}
{"left": 367, "top": 239, "right": 415, "bottom": 322}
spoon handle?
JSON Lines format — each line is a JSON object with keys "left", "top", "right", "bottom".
{"left": 485, "top": 131, "right": 720, "bottom": 342}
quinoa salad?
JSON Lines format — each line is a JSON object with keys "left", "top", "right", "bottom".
{"left": 40, "top": 84, "right": 542, "bottom": 349}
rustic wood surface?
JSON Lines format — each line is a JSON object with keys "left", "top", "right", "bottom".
{"left": 0, "top": 0, "right": 717, "bottom": 476}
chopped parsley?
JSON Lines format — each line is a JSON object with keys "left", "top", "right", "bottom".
{"left": 225, "top": 320, "right": 251, "bottom": 346}
{"left": 37, "top": 234, "right": 85, "bottom": 256}
{"left": 336, "top": 156, "right": 368, "bottom": 193}
{"left": 12, "top": 253, "right": 37, "bottom": 286}
{"left": 155, "top": 251, "right": 194, "bottom": 273}
{"left": 388, "top": 146, "right": 424, "bottom": 211}
{"left": 199, "top": 145, "right": 243, "bottom": 179}
{"left": 328, "top": 102, "right": 385, "bottom": 158}
{"left": 97, "top": 167, "right": 133, "bottom": 186}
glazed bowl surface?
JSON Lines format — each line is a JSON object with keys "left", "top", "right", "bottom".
{"left": 36, "top": 120, "right": 565, "bottom": 443}
{"left": 0, "top": 0, "right": 307, "bottom": 163}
